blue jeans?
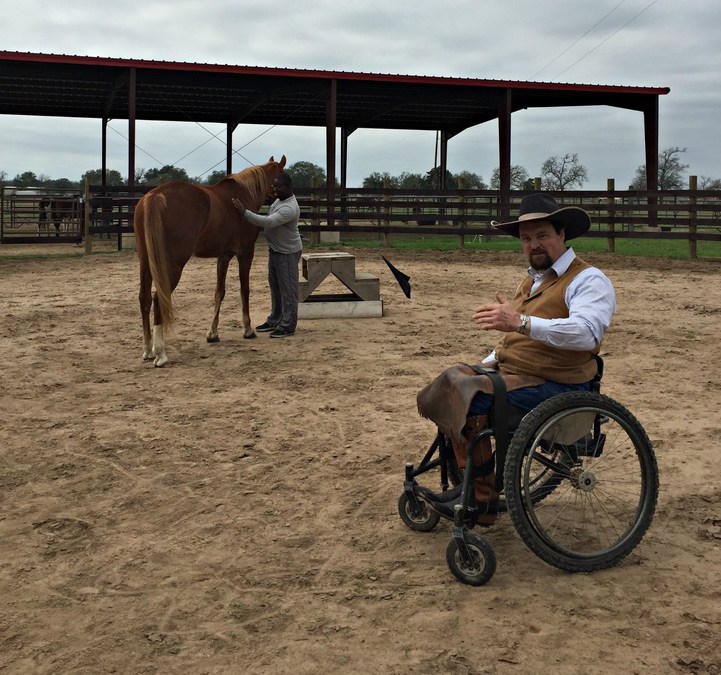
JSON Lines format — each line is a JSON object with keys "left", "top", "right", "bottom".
{"left": 467, "top": 380, "right": 592, "bottom": 416}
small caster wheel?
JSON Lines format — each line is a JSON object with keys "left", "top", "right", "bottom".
{"left": 445, "top": 532, "right": 496, "bottom": 586}
{"left": 398, "top": 492, "right": 441, "bottom": 532}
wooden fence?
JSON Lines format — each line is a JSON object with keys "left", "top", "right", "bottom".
{"left": 80, "top": 181, "right": 721, "bottom": 258}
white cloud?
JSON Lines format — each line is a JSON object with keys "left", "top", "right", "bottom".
{"left": 1, "top": 0, "right": 720, "bottom": 187}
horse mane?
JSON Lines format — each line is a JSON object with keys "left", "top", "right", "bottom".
{"left": 226, "top": 165, "right": 272, "bottom": 205}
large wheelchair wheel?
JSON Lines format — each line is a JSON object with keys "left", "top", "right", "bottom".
{"left": 503, "top": 391, "right": 658, "bottom": 573}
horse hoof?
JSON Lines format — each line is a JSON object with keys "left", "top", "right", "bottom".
{"left": 207, "top": 335, "right": 220, "bottom": 343}
{"left": 244, "top": 331, "right": 257, "bottom": 340}
{"left": 154, "top": 356, "right": 168, "bottom": 368}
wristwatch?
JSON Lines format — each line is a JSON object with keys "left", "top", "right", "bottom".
{"left": 517, "top": 313, "right": 530, "bottom": 334}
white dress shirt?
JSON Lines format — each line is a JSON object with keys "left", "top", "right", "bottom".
{"left": 483, "top": 247, "right": 616, "bottom": 363}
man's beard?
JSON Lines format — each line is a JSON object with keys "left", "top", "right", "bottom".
{"left": 529, "top": 251, "right": 553, "bottom": 271}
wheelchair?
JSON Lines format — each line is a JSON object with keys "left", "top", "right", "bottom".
{"left": 398, "top": 357, "right": 659, "bottom": 586}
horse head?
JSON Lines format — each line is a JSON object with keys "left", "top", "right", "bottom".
{"left": 263, "top": 155, "right": 288, "bottom": 201}
{"left": 226, "top": 158, "right": 288, "bottom": 206}
{"left": 268, "top": 155, "right": 287, "bottom": 169}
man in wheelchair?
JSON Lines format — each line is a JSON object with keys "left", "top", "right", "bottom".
{"left": 416, "top": 193, "right": 616, "bottom": 526}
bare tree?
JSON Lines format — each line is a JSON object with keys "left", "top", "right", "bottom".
{"left": 698, "top": 176, "right": 721, "bottom": 190}
{"left": 631, "top": 146, "right": 689, "bottom": 190}
{"left": 490, "top": 165, "right": 530, "bottom": 190}
{"left": 541, "top": 153, "right": 588, "bottom": 190}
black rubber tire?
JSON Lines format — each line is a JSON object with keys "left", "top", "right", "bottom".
{"left": 445, "top": 532, "right": 497, "bottom": 586}
{"left": 504, "top": 391, "right": 658, "bottom": 573}
{"left": 397, "top": 492, "right": 441, "bottom": 532}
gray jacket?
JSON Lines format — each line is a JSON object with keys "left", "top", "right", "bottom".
{"left": 243, "top": 195, "right": 302, "bottom": 254}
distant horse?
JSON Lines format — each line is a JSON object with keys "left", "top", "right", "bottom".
{"left": 39, "top": 195, "right": 81, "bottom": 236}
{"left": 134, "top": 155, "right": 286, "bottom": 367}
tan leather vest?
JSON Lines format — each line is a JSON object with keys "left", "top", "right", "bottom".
{"left": 495, "top": 257, "right": 599, "bottom": 384}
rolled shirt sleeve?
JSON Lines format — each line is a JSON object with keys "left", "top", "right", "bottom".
{"left": 242, "top": 202, "right": 296, "bottom": 230}
{"left": 528, "top": 267, "right": 616, "bottom": 351}
{"left": 242, "top": 195, "right": 302, "bottom": 254}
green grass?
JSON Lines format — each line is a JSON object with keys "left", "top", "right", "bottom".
{"left": 306, "top": 234, "right": 721, "bottom": 259}
{"left": 2, "top": 234, "right": 719, "bottom": 261}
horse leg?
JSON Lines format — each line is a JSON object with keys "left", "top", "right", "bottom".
{"left": 38, "top": 204, "right": 47, "bottom": 235}
{"left": 238, "top": 250, "right": 256, "bottom": 339}
{"left": 206, "top": 254, "right": 232, "bottom": 343}
{"left": 152, "top": 265, "right": 185, "bottom": 368}
{"left": 151, "top": 292, "right": 168, "bottom": 367}
{"left": 135, "top": 214, "right": 155, "bottom": 361}
{"left": 139, "top": 262, "right": 154, "bottom": 361}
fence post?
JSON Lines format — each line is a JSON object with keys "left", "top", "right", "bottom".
{"left": 689, "top": 175, "right": 697, "bottom": 259}
{"left": 458, "top": 177, "right": 466, "bottom": 250}
{"left": 383, "top": 179, "right": 391, "bottom": 247}
{"left": 84, "top": 177, "right": 92, "bottom": 255}
{"left": 0, "top": 187, "right": 5, "bottom": 239}
{"left": 310, "top": 176, "right": 320, "bottom": 245}
{"left": 606, "top": 178, "right": 616, "bottom": 253}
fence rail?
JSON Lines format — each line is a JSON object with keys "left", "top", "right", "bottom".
{"left": 292, "top": 187, "right": 721, "bottom": 256}
{"left": 6, "top": 184, "right": 717, "bottom": 256}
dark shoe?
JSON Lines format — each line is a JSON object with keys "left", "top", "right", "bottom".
{"left": 425, "top": 495, "right": 464, "bottom": 520}
{"left": 426, "top": 492, "right": 499, "bottom": 526}
{"left": 415, "top": 483, "right": 462, "bottom": 504}
{"left": 270, "top": 328, "right": 295, "bottom": 338}
{"left": 256, "top": 322, "right": 277, "bottom": 332}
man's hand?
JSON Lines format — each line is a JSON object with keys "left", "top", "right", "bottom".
{"left": 472, "top": 292, "right": 522, "bottom": 333}
{"left": 231, "top": 198, "right": 247, "bottom": 217}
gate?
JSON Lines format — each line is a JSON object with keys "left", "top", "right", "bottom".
{"left": 1, "top": 186, "right": 83, "bottom": 244}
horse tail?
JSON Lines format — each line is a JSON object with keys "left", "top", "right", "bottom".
{"left": 142, "top": 192, "right": 175, "bottom": 328}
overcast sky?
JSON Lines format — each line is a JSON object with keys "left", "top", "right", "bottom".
{"left": 1, "top": 0, "right": 718, "bottom": 189}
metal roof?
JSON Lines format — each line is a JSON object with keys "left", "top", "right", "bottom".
{"left": 0, "top": 51, "right": 669, "bottom": 136}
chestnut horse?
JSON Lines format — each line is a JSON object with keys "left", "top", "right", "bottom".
{"left": 134, "top": 155, "right": 286, "bottom": 367}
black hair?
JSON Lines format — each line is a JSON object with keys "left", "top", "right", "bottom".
{"left": 275, "top": 172, "right": 292, "bottom": 187}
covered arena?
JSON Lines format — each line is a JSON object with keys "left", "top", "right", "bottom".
{"left": 0, "top": 50, "right": 669, "bottom": 223}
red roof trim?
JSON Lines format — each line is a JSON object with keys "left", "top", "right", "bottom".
{"left": 0, "top": 50, "right": 671, "bottom": 96}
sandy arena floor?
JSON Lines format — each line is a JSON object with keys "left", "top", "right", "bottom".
{"left": 1, "top": 243, "right": 720, "bottom": 674}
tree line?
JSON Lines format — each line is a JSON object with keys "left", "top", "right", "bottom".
{"left": 2, "top": 147, "right": 719, "bottom": 192}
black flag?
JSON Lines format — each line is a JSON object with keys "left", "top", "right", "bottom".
{"left": 381, "top": 256, "right": 411, "bottom": 299}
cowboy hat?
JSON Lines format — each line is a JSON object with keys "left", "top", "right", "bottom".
{"left": 491, "top": 193, "right": 591, "bottom": 240}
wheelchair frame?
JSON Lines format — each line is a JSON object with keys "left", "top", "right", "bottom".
{"left": 399, "top": 356, "right": 659, "bottom": 586}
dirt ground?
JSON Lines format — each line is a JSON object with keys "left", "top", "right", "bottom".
{"left": 1, "top": 242, "right": 720, "bottom": 675}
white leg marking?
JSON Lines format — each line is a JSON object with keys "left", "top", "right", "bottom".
{"left": 153, "top": 325, "right": 168, "bottom": 368}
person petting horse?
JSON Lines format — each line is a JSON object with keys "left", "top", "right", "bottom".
{"left": 232, "top": 171, "right": 302, "bottom": 338}
{"left": 134, "top": 156, "right": 287, "bottom": 367}
{"left": 416, "top": 193, "right": 617, "bottom": 526}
